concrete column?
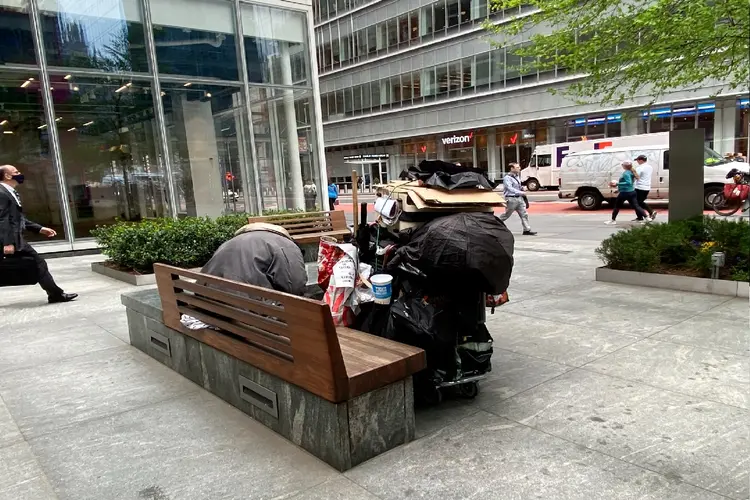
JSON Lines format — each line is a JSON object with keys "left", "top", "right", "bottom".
{"left": 487, "top": 128, "right": 498, "bottom": 181}
{"left": 622, "top": 114, "right": 640, "bottom": 136}
{"left": 280, "top": 42, "right": 305, "bottom": 210}
{"left": 437, "top": 136, "right": 446, "bottom": 160}
{"left": 547, "top": 125, "right": 557, "bottom": 143}
{"left": 713, "top": 99, "right": 736, "bottom": 154}
{"left": 172, "top": 94, "right": 223, "bottom": 218}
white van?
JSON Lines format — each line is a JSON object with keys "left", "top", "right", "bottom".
{"left": 522, "top": 133, "right": 671, "bottom": 191}
{"left": 558, "top": 145, "right": 744, "bottom": 210}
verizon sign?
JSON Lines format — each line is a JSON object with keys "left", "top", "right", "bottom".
{"left": 441, "top": 131, "right": 474, "bottom": 146}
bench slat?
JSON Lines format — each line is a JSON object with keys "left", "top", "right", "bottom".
{"left": 173, "top": 279, "right": 286, "bottom": 319}
{"left": 176, "top": 292, "right": 292, "bottom": 346}
{"left": 176, "top": 305, "right": 294, "bottom": 362}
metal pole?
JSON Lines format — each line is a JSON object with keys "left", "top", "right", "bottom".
{"left": 27, "top": 0, "right": 75, "bottom": 245}
{"left": 235, "top": 0, "right": 265, "bottom": 215}
{"left": 141, "top": 0, "right": 178, "bottom": 218}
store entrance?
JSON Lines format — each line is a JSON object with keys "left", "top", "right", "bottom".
{"left": 343, "top": 159, "right": 389, "bottom": 193}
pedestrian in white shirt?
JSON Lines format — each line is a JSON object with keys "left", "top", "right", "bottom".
{"left": 633, "top": 154, "right": 656, "bottom": 221}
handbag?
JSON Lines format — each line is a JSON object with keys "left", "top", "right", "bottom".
{"left": 0, "top": 254, "right": 40, "bottom": 287}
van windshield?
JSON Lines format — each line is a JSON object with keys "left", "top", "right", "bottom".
{"left": 704, "top": 146, "right": 729, "bottom": 166}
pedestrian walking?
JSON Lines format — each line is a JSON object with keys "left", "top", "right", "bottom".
{"left": 303, "top": 178, "right": 318, "bottom": 211}
{"left": 497, "top": 163, "right": 536, "bottom": 235}
{"left": 605, "top": 161, "right": 649, "bottom": 225}
{"left": 327, "top": 179, "right": 339, "bottom": 210}
{"left": 633, "top": 154, "right": 657, "bottom": 221}
{"left": 0, "top": 165, "right": 77, "bottom": 302}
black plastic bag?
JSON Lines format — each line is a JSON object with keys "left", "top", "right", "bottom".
{"left": 385, "top": 295, "right": 459, "bottom": 375}
{"left": 387, "top": 212, "right": 514, "bottom": 295}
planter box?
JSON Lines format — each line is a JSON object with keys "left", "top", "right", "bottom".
{"left": 596, "top": 267, "right": 749, "bottom": 298}
{"left": 91, "top": 261, "right": 158, "bottom": 286}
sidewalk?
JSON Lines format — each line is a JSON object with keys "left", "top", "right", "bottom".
{"left": 0, "top": 242, "right": 747, "bottom": 499}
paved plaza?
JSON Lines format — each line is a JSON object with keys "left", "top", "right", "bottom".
{"left": 0, "top": 213, "right": 748, "bottom": 500}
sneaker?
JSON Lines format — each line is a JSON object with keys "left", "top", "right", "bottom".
{"left": 650, "top": 212, "right": 658, "bottom": 220}
{"left": 522, "top": 230, "right": 537, "bottom": 236}
{"left": 605, "top": 220, "right": 617, "bottom": 225}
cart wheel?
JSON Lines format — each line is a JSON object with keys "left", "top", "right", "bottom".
{"left": 458, "top": 382, "right": 479, "bottom": 399}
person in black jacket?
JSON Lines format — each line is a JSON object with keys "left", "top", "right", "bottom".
{"left": 0, "top": 165, "right": 77, "bottom": 303}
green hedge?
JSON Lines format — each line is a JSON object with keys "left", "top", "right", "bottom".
{"left": 596, "top": 217, "right": 750, "bottom": 282}
{"left": 91, "top": 211, "right": 303, "bottom": 273}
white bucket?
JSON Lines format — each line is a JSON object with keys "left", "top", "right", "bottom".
{"left": 370, "top": 274, "right": 393, "bottom": 305}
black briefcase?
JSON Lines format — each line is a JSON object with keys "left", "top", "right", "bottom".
{"left": 0, "top": 254, "right": 39, "bottom": 287}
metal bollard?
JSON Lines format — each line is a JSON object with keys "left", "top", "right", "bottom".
{"left": 711, "top": 251, "right": 725, "bottom": 280}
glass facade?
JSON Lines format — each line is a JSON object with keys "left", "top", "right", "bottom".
{"left": 320, "top": 44, "right": 543, "bottom": 120}
{"left": 314, "top": 0, "right": 531, "bottom": 72}
{"left": 0, "top": 0, "right": 322, "bottom": 248}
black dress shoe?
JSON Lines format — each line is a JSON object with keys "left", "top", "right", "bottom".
{"left": 48, "top": 293, "right": 78, "bottom": 304}
{"left": 522, "top": 231, "right": 538, "bottom": 236}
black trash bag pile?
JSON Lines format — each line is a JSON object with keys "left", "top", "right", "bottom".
{"left": 385, "top": 290, "right": 493, "bottom": 381}
{"left": 398, "top": 160, "right": 497, "bottom": 191}
{"left": 386, "top": 212, "right": 514, "bottom": 295}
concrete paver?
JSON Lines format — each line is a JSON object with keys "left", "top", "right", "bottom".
{"left": 0, "top": 215, "right": 747, "bottom": 500}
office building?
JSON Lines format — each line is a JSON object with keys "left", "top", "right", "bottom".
{"left": 0, "top": 0, "right": 325, "bottom": 250}
{"left": 313, "top": 0, "right": 749, "bottom": 192}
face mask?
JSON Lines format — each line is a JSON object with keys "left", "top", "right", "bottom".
{"left": 11, "top": 174, "right": 24, "bottom": 184}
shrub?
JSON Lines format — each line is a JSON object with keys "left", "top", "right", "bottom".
{"left": 91, "top": 209, "right": 304, "bottom": 273}
{"left": 596, "top": 217, "right": 749, "bottom": 282}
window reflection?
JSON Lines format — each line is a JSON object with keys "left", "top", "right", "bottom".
{"left": 38, "top": 0, "right": 148, "bottom": 72}
{"left": 249, "top": 87, "right": 318, "bottom": 211}
{"left": 243, "top": 4, "right": 309, "bottom": 86}
{"left": 0, "top": 71, "right": 65, "bottom": 241}
{"left": 0, "top": 0, "right": 36, "bottom": 65}
{"left": 161, "top": 82, "right": 253, "bottom": 216}
{"left": 151, "top": 0, "right": 239, "bottom": 80}
{"left": 50, "top": 76, "right": 167, "bottom": 237}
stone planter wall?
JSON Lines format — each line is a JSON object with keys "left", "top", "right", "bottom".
{"left": 596, "top": 267, "right": 749, "bottom": 298}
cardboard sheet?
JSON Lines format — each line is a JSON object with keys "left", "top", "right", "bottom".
{"left": 386, "top": 181, "right": 505, "bottom": 207}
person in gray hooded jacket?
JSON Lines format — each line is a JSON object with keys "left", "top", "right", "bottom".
{"left": 201, "top": 222, "right": 307, "bottom": 296}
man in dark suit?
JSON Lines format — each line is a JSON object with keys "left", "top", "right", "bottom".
{"left": 0, "top": 165, "right": 77, "bottom": 303}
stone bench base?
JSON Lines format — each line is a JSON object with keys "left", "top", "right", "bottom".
{"left": 121, "top": 290, "right": 415, "bottom": 471}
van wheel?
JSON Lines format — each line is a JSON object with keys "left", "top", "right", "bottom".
{"left": 577, "top": 191, "right": 602, "bottom": 210}
{"left": 526, "top": 178, "right": 540, "bottom": 191}
{"left": 704, "top": 186, "right": 723, "bottom": 210}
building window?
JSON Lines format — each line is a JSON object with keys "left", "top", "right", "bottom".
{"left": 0, "top": 71, "right": 65, "bottom": 241}
{"left": 462, "top": 56, "right": 473, "bottom": 91}
{"left": 52, "top": 76, "right": 169, "bottom": 236}
{"left": 434, "top": 0, "right": 447, "bottom": 32}
{"left": 242, "top": 5, "right": 309, "bottom": 85}
{"left": 39, "top": 0, "right": 149, "bottom": 72}
{"left": 0, "top": 0, "right": 36, "bottom": 65}
{"left": 151, "top": 0, "right": 239, "bottom": 80}
{"left": 386, "top": 18, "right": 398, "bottom": 48}
{"left": 606, "top": 114, "right": 622, "bottom": 137}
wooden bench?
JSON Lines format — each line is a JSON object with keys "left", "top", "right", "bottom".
{"left": 247, "top": 210, "right": 350, "bottom": 245}
{"left": 121, "top": 263, "right": 425, "bottom": 471}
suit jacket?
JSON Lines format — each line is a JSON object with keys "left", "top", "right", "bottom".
{"left": 0, "top": 186, "right": 43, "bottom": 249}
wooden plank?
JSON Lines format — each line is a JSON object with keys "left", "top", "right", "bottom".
{"left": 176, "top": 292, "right": 291, "bottom": 341}
{"left": 173, "top": 279, "right": 286, "bottom": 319}
{"left": 155, "top": 264, "right": 322, "bottom": 307}
{"left": 176, "top": 304, "right": 293, "bottom": 360}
